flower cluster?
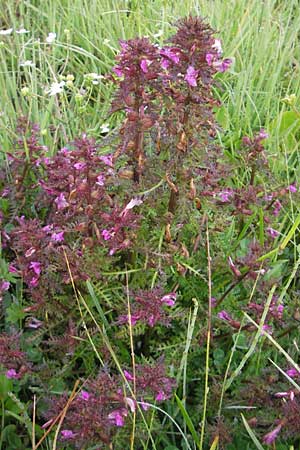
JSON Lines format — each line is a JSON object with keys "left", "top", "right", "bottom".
{"left": 0, "top": 333, "right": 30, "bottom": 379}
{"left": 118, "top": 288, "right": 176, "bottom": 327}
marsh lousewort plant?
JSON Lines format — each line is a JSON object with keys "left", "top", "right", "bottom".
{"left": 0, "top": 15, "right": 299, "bottom": 449}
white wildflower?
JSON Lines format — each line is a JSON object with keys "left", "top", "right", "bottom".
{"left": 46, "top": 81, "right": 65, "bottom": 96}
{"left": 100, "top": 123, "right": 110, "bottom": 133}
{"left": 16, "top": 28, "right": 29, "bottom": 34}
{"left": 46, "top": 32, "right": 56, "bottom": 44}
{"left": 84, "top": 73, "right": 104, "bottom": 85}
{"left": 0, "top": 28, "right": 13, "bottom": 35}
{"left": 20, "top": 60, "right": 35, "bottom": 67}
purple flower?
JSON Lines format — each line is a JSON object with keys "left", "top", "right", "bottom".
{"left": 274, "top": 391, "right": 289, "bottom": 398}
{"left": 140, "top": 59, "right": 150, "bottom": 73}
{"left": 184, "top": 66, "right": 198, "bottom": 87}
{"left": 61, "top": 429, "right": 75, "bottom": 440}
{"left": 212, "top": 39, "right": 222, "bottom": 55}
{"left": 96, "top": 174, "right": 105, "bottom": 186}
{"left": 206, "top": 53, "right": 214, "bottom": 65}
{"left": 25, "top": 247, "right": 36, "bottom": 258}
{"left": 80, "top": 390, "right": 90, "bottom": 401}
{"left": 148, "top": 314, "right": 156, "bottom": 327}
{"left": 9, "top": 264, "right": 18, "bottom": 273}
{"left": 43, "top": 224, "right": 53, "bottom": 233}
{"left": 266, "top": 227, "right": 279, "bottom": 238}
{"left": 219, "top": 189, "right": 233, "bottom": 202}
{"left": 258, "top": 128, "right": 269, "bottom": 140}
{"left": 74, "top": 162, "right": 86, "bottom": 171}
{"left": 262, "top": 324, "right": 273, "bottom": 334}
{"left": 140, "top": 399, "right": 150, "bottom": 411}
{"left": 99, "top": 154, "right": 114, "bottom": 167}
{"left": 214, "top": 58, "right": 232, "bottom": 72}
{"left": 263, "top": 424, "right": 282, "bottom": 445}
{"left": 120, "top": 198, "right": 143, "bottom": 217}
{"left": 101, "top": 228, "right": 114, "bottom": 241}
{"left": 6, "top": 369, "right": 19, "bottom": 379}
{"left": 0, "top": 280, "right": 10, "bottom": 291}
{"left": 27, "top": 317, "right": 43, "bottom": 329}
{"left": 112, "top": 65, "right": 123, "bottom": 77}
{"left": 123, "top": 370, "right": 134, "bottom": 381}
{"left": 286, "top": 368, "right": 300, "bottom": 378}
{"left": 155, "top": 390, "right": 168, "bottom": 401}
{"left": 108, "top": 409, "right": 127, "bottom": 427}
{"left": 54, "top": 193, "right": 69, "bottom": 210}
{"left": 210, "top": 297, "right": 217, "bottom": 308}
{"left": 29, "top": 261, "right": 42, "bottom": 276}
{"left": 160, "top": 47, "right": 180, "bottom": 64}
{"left": 51, "top": 231, "right": 64, "bottom": 242}
{"left": 124, "top": 396, "right": 136, "bottom": 413}
{"left": 29, "top": 277, "right": 39, "bottom": 287}
{"left": 288, "top": 184, "right": 297, "bottom": 193}
{"left": 273, "top": 199, "right": 282, "bottom": 216}
{"left": 161, "top": 292, "right": 176, "bottom": 306}
{"left": 217, "top": 310, "right": 232, "bottom": 321}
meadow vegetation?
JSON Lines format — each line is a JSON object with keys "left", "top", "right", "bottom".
{"left": 1, "top": 1, "right": 300, "bottom": 449}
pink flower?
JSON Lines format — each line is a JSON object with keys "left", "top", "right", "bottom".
{"left": 263, "top": 424, "right": 282, "bottom": 445}
{"left": 96, "top": 174, "right": 105, "bottom": 186}
{"left": 155, "top": 390, "right": 168, "bottom": 401}
{"left": 124, "top": 396, "right": 136, "bottom": 413}
{"left": 219, "top": 189, "right": 233, "bottom": 202}
{"left": 262, "top": 324, "right": 273, "bottom": 334}
{"left": 210, "top": 297, "right": 217, "bottom": 308}
{"left": 266, "top": 227, "right": 279, "bottom": 238}
{"left": 27, "top": 317, "right": 43, "bottom": 329}
{"left": 206, "top": 53, "right": 214, "bottom": 65}
{"left": 25, "top": 247, "right": 36, "bottom": 258}
{"left": 61, "top": 429, "right": 75, "bottom": 439}
{"left": 29, "top": 261, "right": 42, "bottom": 276}
{"left": 9, "top": 264, "right": 18, "bottom": 273}
{"left": 140, "top": 59, "right": 150, "bottom": 73}
{"left": 258, "top": 129, "right": 269, "bottom": 140}
{"left": 217, "top": 310, "right": 232, "bottom": 321}
{"left": 51, "top": 231, "right": 64, "bottom": 242}
{"left": 161, "top": 292, "right": 176, "bottom": 306}
{"left": 5, "top": 369, "right": 19, "bottom": 379}
{"left": 212, "top": 39, "right": 222, "bottom": 55}
{"left": 108, "top": 409, "right": 127, "bottom": 427}
{"left": 184, "top": 65, "right": 198, "bottom": 87}
{"left": 112, "top": 66, "right": 123, "bottom": 77}
{"left": 273, "top": 199, "right": 282, "bottom": 216}
{"left": 74, "top": 162, "right": 86, "bottom": 171}
{"left": 120, "top": 198, "right": 143, "bottom": 217}
{"left": 140, "top": 399, "right": 150, "bottom": 411}
{"left": 160, "top": 48, "right": 180, "bottom": 63}
{"left": 288, "top": 184, "right": 297, "bottom": 193}
{"left": 80, "top": 390, "right": 90, "bottom": 401}
{"left": 54, "top": 193, "right": 69, "bottom": 210}
{"left": 286, "top": 368, "right": 300, "bottom": 378}
{"left": 123, "top": 370, "right": 134, "bottom": 381}
{"left": 29, "top": 277, "right": 39, "bottom": 287}
{"left": 0, "top": 280, "right": 10, "bottom": 291}
{"left": 214, "top": 58, "right": 232, "bottom": 72}
{"left": 99, "top": 154, "right": 114, "bottom": 167}
{"left": 101, "top": 229, "right": 114, "bottom": 241}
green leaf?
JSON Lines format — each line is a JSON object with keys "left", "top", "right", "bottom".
{"left": 241, "top": 413, "right": 265, "bottom": 450}
{"left": 6, "top": 303, "right": 25, "bottom": 324}
{"left": 0, "top": 375, "right": 13, "bottom": 400}
{"left": 175, "top": 394, "right": 200, "bottom": 446}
